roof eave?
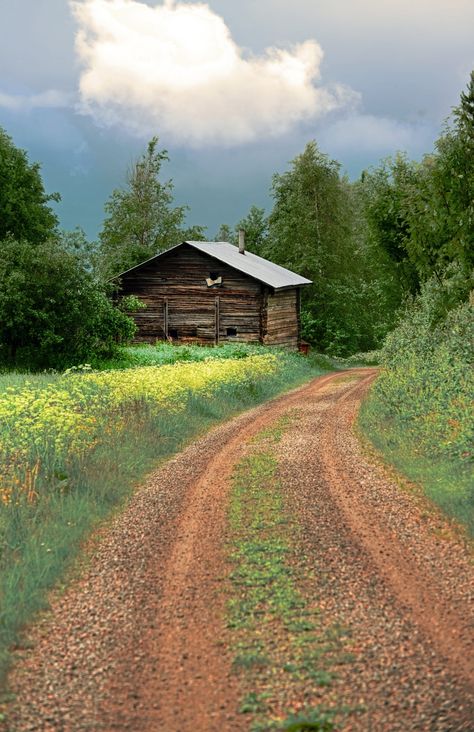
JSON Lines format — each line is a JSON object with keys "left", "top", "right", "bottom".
{"left": 273, "top": 282, "right": 312, "bottom": 292}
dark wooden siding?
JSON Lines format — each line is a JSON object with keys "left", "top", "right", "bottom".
{"left": 263, "top": 289, "right": 300, "bottom": 349}
{"left": 119, "top": 245, "right": 263, "bottom": 344}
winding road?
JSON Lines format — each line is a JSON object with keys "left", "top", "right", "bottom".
{"left": 4, "top": 370, "right": 474, "bottom": 731}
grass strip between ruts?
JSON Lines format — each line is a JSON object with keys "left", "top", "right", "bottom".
{"left": 227, "top": 415, "right": 355, "bottom": 732}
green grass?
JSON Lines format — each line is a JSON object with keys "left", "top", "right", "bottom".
{"left": 0, "top": 351, "right": 329, "bottom": 684}
{"left": 331, "top": 350, "right": 381, "bottom": 367}
{"left": 90, "top": 341, "right": 269, "bottom": 369}
{"left": 227, "top": 417, "right": 349, "bottom": 731}
{"left": 0, "top": 371, "right": 61, "bottom": 390}
{"left": 359, "top": 399, "right": 474, "bottom": 536}
{"left": 0, "top": 343, "right": 265, "bottom": 388}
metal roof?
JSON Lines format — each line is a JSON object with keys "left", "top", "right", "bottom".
{"left": 115, "top": 241, "right": 312, "bottom": 291}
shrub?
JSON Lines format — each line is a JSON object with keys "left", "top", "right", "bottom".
{"left": 366, "top": 268, "right": 473, "bottom": 460}
{"left": 0, "top": 238, "right": 135, "bottom": 370}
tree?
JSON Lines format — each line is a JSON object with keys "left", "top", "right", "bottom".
{"left": 265, "top": 141, "right": 404, "bottom": 354}
{"left": 361, "top": 72, "right": 474, "bottom": 287}
{"left": 267, "top": 142, "right": 361, "bottom": 352}
{"left": 234, "top": 206, "right": 269, "bottom": 255}
{"left": 98, "top": 137, "right": 204, "bottom": 278}
{"left": 181, "top": 223, "right": 208, "bottom": 242}
{"left": 0, "top": 238, "right": 135, "bottom": 369}
{"left": 0, "top": 127, "right": 59, "bottom": 244}
{"left": 215, "top": 223, "right": 235, "bottom": 243}
{"left": 357, "top": 155, "right": 420, "bottom": 294}
{"left": 403, "top": 72, "right": 474, "bottom": 280}
{"left": 267, "top": 141, "right": 348, "bottom": 280}
{"left": 58, "top": 227, "right": 99, "bottom": 272}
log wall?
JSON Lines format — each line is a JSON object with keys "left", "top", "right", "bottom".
{"left": 263, "top": 289, "right": 300, "bottom": 349}
{"left": 119, "top": 245, "right": 263, "bottom": 344}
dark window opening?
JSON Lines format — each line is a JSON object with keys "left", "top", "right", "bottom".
{"left": 227, "top": 327, "right": 237, "bottom": 336}
{"left": 210, "top": 271, "right": 219, "bottom": 280}
{"left": 169, "top": 328, "right": 178, "bottom": 339}
{"left": 189, "top": 328, "right": 197, "bottom": 337}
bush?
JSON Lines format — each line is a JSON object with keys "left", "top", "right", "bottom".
{"left": 0, "top": 238, "right": 135, "bottom": 370}
{"left": 366, "top": 267, "right": 473, "bottom": 460}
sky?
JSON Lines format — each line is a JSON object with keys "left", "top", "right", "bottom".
{"left": 1, "top": 0, "right": 473, "bottom": 240}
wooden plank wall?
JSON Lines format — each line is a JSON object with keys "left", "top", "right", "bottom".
{"left": 119, "top": 245, "right": 263, "bottom": 344}
{"left": 263, "top": 289, "right": 299, "bottom": 349}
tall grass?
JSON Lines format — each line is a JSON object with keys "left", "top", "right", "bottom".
{"left": 0, "top": 372, "right": 61, "bottom": 391}
{"left": 0, "top": 350, "right": 326, "bottom": 681}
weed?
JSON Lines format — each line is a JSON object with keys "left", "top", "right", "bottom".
{"left": 239, "top": 692, "right": 270, "bottom": 714}
{"left": 233, "top": 652, "right": 270, "bottom": 669}
{"left": 250, "top": 707, "right": 335, "bottom": 732}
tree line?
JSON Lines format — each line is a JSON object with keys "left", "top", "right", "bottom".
{"left": 1, "top": 72, "right": 472, "bottom": 368}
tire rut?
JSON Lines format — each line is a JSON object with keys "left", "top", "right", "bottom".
{"left": 319, "top": 375, "right": 474, "bottom": 687}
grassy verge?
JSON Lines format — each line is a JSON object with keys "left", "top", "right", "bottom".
{"left": 359, "top": 399, "right": 474, "bottom": 537}
{"left": 227, "top": 417, "right": 353, "bottom": 732}
{"left": 0, "top": 342, "right": 363, "bottom": 387}
{"left": 0, "top": 343, "right": 264, "bottom": 389}
{"left": 0, "top": 352, "right": 328, "bottom": 683}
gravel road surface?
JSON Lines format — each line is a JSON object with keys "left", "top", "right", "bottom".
{"left": 3, "top": 370, "right": 473, "bottom": 731}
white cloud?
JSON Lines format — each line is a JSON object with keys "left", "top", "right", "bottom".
{"left": 0, "top": 89, "right": 73, "bottom": 111}
{"left": 70, "top": 0, "right": 359, "bottom": 146}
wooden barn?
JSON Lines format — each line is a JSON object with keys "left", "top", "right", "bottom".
{"left": 114, "top": 237, "right": 312, "bottom": 349}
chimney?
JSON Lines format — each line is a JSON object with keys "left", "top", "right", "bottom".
{"left": 238, "top": 229, "right": 245, "bottom": 254}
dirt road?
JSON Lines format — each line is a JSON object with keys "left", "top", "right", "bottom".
{"left": 4, "top": 370, "right": 474, "bottom": 731}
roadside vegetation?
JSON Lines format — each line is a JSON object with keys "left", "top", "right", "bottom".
{"left": 359, "top": 270, "right": 473, "bottom": 534}
{"left": 0, "top": 348, "right": 327, "bottom": 680}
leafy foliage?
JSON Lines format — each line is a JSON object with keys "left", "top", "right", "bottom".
{"left": 235, "top": 205, "right": 269, "bottom": 255}
{"left": 359, "top": 72, "right": 474, "bottom": 288}
{"left": 0, "top": 238, "right": 135, "bottom": 370}
{"left": 215, "top": 207, "right": 269, "bottom": 255}
{"left": 0, "top": 127, "right": 137, "bottom": 370}
{"left": 367, "top": 267, "right": 473, "bottom": 461}
{"left": 58, "top": 227, "right": 99, "bottom": 272}
{"left": 361, "top": 74, "right": 474, "bottom": 467}
{"left": 265, "top": 142, "right": 396, "bottom": 354}
{"left": 0, "top": 126, "right": 59, "bottom": 244}
{"left": 356, "top": 155, "right": 420, "bottom": 294}
{"left": 91, "top": 341, "right": 267, "bottom": 370}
